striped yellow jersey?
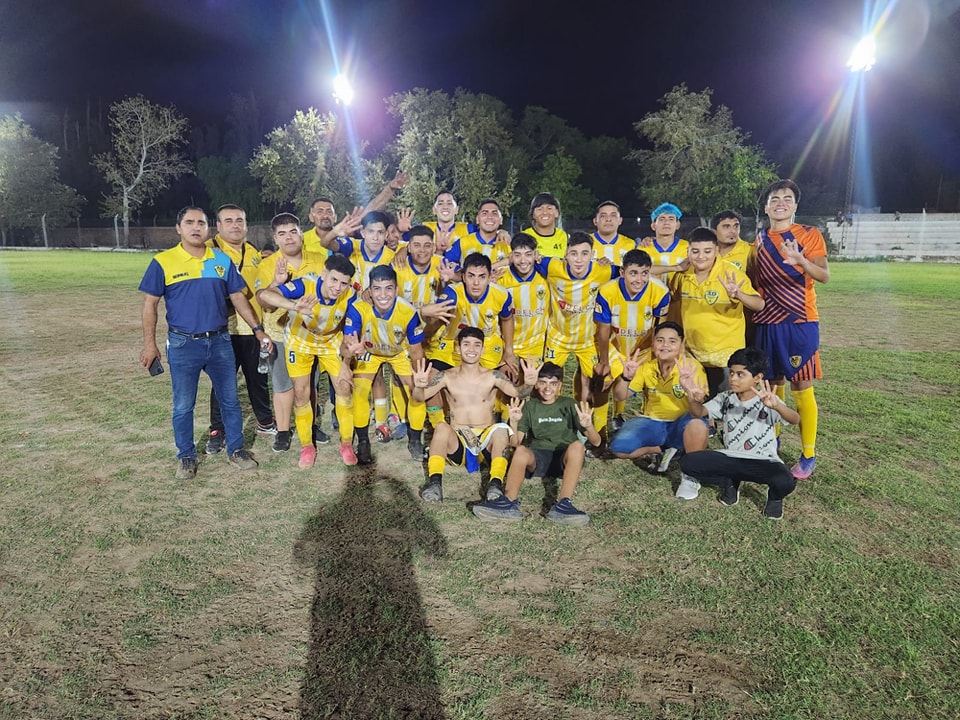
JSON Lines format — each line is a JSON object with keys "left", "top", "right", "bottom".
{"left": 333, "top": 237, "right": 396, "bottom": 293}
{"left": 276, "top": 276, "right": 353, "bottom": 355}
{"left": 539, "top": 257, "right": 616, "bottom": 351}
{"left": 593, "top": 277, "right": 671, "bottom": 356}
{"left": 592, "top": 232, "right": 635, "bottom": 265}
{"left": 396, "top": 255, "right": 444, "bottom": 309}
{"left": 429, "top": 282, "right": 513, "bottom": 368}
{"left": 344, "top": 297, "right": 424, "bottom": 358}
{"left": 497, "top": 266, "right": 551, "bottom": 358}
{"left": 254, "top": 251, "right": 327, "bottom": 340}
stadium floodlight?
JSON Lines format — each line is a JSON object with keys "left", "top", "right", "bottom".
{"left": 847, "top": 35, "right": 876, "bottom": 72}
{"left": 332, "top": 74, "right": 355, "bottom": 106}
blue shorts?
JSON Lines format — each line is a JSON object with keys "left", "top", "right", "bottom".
{"left": 609, "top": 414, "right": 706, "bottom": 454}
{"left": 755, "top": 322, "right": 822, "bottom": 382}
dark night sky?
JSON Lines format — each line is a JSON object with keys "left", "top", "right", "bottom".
{"left": 2, "top": 0, "right": 960, "bottom": 210}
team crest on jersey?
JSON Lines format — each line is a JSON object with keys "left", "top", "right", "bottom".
{"left": 536, "top": 287, "right": 546, "bottom": 299}
{"left": 790, "top": 355, "right": 802, "bottom": 368}
{"left": 672, "top": 384, "right": 686, "bottom": 398}
{"left": 589, "top": 283, "right": 599, "bottom": 296}
{"left": 705, "top": 290, "right": 719, "bottom": 305}
{"left": 393, "top": 327, "right": 404, "bottom": 342}
{"left": 215, "top": 264, "right": 226, "bottom": 278}
{"left": 644, "top": 308, "right": 653, "bottom": 319}
{"left": 334, "top": 311, "right": 344, "bottom": 322}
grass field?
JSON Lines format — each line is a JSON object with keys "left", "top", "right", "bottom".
{"left": 0, "top": 251, "right": 958, "bottom": 720}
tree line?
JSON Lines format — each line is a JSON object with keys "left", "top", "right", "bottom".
{"left": 0, "top": 85, "right": 780, "bottom": 246}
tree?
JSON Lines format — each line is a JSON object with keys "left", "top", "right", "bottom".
{"left": 93, "top": 96, "right": 191, "bottom": 245}
{"left": 249, "top": 108, "right": 382, "bottom": 216}
{"left": 386, "top": 89, "right": 522, "bottom": 220}
{"left": 0, "top": 114, "right": 83, "bottom": 245}
{"left": 630, "top": 84, "right": 777, "bottom": 219}
{"left": 529, "top": 148, "right": 596, "bottom": 220}
{"left": 196, "top": 155, "right": 268, "bottom": 221}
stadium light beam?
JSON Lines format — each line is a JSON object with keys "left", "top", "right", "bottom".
{"left": 847, "top": 34, "right": 876, "bottom": 73}
{"left": 332, "top": 74, "right": 355, "bottom": 106}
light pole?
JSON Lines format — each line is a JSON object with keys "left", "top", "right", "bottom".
{"left": 844, "top": 35, "right": 876, "bottom": 218}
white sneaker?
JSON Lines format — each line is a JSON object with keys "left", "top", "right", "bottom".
{"left": 675, "top": 473, "right": 701, "bottom": 500}
{"left": 657, "top": 447, "right": 679, "bottom": 473}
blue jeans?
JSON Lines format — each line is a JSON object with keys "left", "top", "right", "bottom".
{"left": 167, "top": 330, "right": 244, "bottom": 458}
{"left": 609, "top": 414, "right": 704, "bottom": 455}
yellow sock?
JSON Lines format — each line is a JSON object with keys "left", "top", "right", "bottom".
{"left": 335, "top": 395, "right": 354, "bottom": 444}
{"left": 391, "top": 381, "right": 408, "bottom": 419}
{"left": 353, "top": 377, "right": 372, "bottom": 428}
{"left": 774, "top": 384, "right": 786, "bottom": 437}
{"left": 614, "top": 399, "right": 625, "bottom": 417}
{"left": 408, "top": 398, "right": 426, "bottom": 432}
{"left": 428, "top": 455, "right": 446, "bottom": 478}
{"left": 374, "top": 398, "right": 389, "bottom": 424}
{"left": 592, "top": 402, "right": 608, "bottom": 436}
{"left": 793, "top": 386, "right": 818, "bottom": 458}
{"left": 294, "top": 404, "right": 313, "bottom": 447}
{"left": 490, "top": 456, "right": 508, "bottom": 482}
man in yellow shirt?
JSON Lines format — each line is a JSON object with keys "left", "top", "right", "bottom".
{"left": 592, "top": 201, "right": 635, "bottom": 264}
{"left": 523, "top": 192, "right": 568, "bottom": 258}
{"left": 668, "top": 227, "right": 764, "bottom": 397}
{"left": 204, "top": 204, "right": 274, "bottom": 455}
{"left": 711, "top": 210, "right": 755, "bottom": 271}
{"left": 424, "top": 191, "right": 473, "bottom": 255}
{"left": 611, "top": 322, "right": 710, "bottom": 497}
{"left": 497, "top": 234, "right": 550, "bottom": 363}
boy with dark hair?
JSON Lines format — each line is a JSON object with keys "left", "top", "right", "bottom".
{"left": 524, "top": 192, "right": 567, "bottom": 258}
{"left": 472, "top": 362, "right": 602, "bottom": 525}
{"left": 610, "top": 322, "right": 709, "bottom": 495}
{"left": 592, "top": 201, "right": 635, "bottom": 264}
{"left": 594, "top": 248, "right": 670, "bottom": 430}
{"left": 668, "top": 226, "right": 764, "bottom": 398}
{"left": 752, "top": 178, "right": 830, "bottom": 479}
{"left": 710, "top": 210, "right": 754, "bottom": 271}
{"left": 678, "top": 347, "right": 799, "bottom": 520}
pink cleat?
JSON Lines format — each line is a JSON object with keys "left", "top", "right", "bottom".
{"left": 791, "top": 454, "right": 816, "bottom": 480}
{"left": 339, "top": 442, "right": 358, "bottom": 466}
{"left": 298, "top": 445, "right": 317, "bottom": 469}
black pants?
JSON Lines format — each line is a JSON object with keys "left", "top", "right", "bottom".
{"left": 680, "top": 450, "right": 796, "bottom": 501}
{"left": 210, "top": 334, "right": 272, "bottom": 431}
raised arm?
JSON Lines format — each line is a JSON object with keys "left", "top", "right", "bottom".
{"left": 411, "top": 357, "right": 445, "bottom": 402}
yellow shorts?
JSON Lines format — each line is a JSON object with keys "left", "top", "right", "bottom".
{"left": 544, "top": 343, "right": 625, "bottom": 379}
{"left": 286, "top": 348, "right": 342, "bottom": 379}
{"left": 354, "top": 352, "right": 413, "bottom": 378}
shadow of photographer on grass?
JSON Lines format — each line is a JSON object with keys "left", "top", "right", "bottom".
{"left": 294, "top": 465, "right": 448, "bottom": 719}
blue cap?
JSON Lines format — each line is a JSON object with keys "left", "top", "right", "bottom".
{"left": 651, "top": 202, "right": 682, "bottom": 221}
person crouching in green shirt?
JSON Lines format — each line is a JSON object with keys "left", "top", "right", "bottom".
{"left": 472, "top": 362, "right": 602, "bottom": 525}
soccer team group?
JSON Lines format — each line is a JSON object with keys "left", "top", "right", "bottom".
{"left": 139, "top": 173, "right": 829, "bottom": 523}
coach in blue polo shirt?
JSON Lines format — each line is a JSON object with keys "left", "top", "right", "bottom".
{"left": 139, "top": 206, "right": 274, "bottom": 480}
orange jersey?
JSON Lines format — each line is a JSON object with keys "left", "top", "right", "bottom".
{"left": 752, "top": 225, "right": 826, "bottom": 324}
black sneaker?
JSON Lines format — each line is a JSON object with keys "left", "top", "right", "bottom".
{"left": 407, "top": 433, "right": 425, "bottom": 461}
{"left": 356, "top": 439, "right": 373, "bottom": 465}
{"left": 420, "top": 480, "right": 443, "bottom": 503}
{"left": 610, "top": 414, "right": 625, "bottom": 434}
{"left": 720, "top": 483, "right": 740, "bottom": 506}
{"left": 205, "top": 429, "right": 224, "bottom": 455}
{"left": 545, "top": 497, "right": 590, "bottom": 526}
{"left": 227, "top": 448, "right": 258, "bottom": 471}
{"left": 175, "top": 456, "right": 198, "bottom": 480}
{"left": 256, "top": 422, "right": 277, "bottom": 436}
{"left": 273, "top": 430, "right": 292, "bottom": 453}
{"left": 485, "top": 479, "right": 505, "bottom": 501}
{"left": 312, "top": 425, "right": 330, "bottom": 445}
{"left": 472, "top": 495, "right": 523, "bottom": 521}
{"left": 763, "top": 498, "right": 784, "bottom": 520}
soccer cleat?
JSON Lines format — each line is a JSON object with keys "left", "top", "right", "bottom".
{"left": 472, "top": 495, "right": 523, "bottom": 521}
{"left": 545, "top": 497, "right": 590, "bottom": 526}
{"left": 356, "top": 439, "right": 373, "bottom": 465}
{"left": 273, "top": 430, "right": 292, "bottom": 453}
{"left": 763, "top": 497, "right": 784, "bottom": 520}
{"left": 609, "top": 415, "right": 625, "bottom": 434}
{"left": 407, "top": 433, "right": 426, "bottom": 461}
{"left": 420, "top": 480, "right": 443, "bottom": 503}
{"left": 485, "top": 479, "right": 505, "bottom": 501}
{"left": 719, "top": 483, "right": 740, "bottom": 506}
{"left": 175, "top": 456, "right": 198, "bottom": 480}
{"left": 338, "top": 441, "right": 358, "bottom": 466}
{"left": 228, "top": 448, "right": 259, "bottom": 471}
{"left": 298, "top": 445, "right": 317, "bottom": 469}
{"left": 312, "top": 425, "right": 330, "bottom": 445}
{"left": 205, "top": 429, "right": 225, "bottom": 455}
{"left": 256, "top": 422, "right": 277, "bottom": 436}
{"left": 374, "top": 423, "right": 392, "bottom": 443}
{"left": 675, "top": 473, "right": 701, "bottom": 500}
{"left": 791, "top": 454, "right": 816, "bottom": 480}
{"left": 656, "top": 447, "right": 679, "bottom": 474}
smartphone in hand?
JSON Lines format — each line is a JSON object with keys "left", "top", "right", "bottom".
{"left": 149, "top": 357, "right": 164, "bottom": 376}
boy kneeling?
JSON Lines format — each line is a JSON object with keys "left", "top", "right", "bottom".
{"left": 472, "top": 362, "right": 602, "bottom": 526}
{"left": 679, "top": 347, "right": 799, "bottom": 520}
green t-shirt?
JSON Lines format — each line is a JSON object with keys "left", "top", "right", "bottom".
{"left": 518, "top": 396, "right": 582, "bottom": 451}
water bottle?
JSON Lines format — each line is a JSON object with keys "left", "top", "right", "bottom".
{"left": 257, "top": 339, "right": 270, "bottom": 374}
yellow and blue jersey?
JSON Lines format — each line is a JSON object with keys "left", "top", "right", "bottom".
{"left": 592, "top": 232, "right": 635, "bottom": 265}
{"left": 649, "top": 236, "right": 689, "bottom": 277}
{"left": 497, "top": 266, "right": 551, "bottom": 358}
{"left": 334, "top": 237, "right": 396, "bottom": 293}
{"left": 254, "top": 250, "right": 327, "bottom": 340}
{"left": 344, "top": 297, "right": 423, "bottom": 358}
{"left": 429, "top": 282, "right": 513, "bottom": 368}
{"left": 444, "top": 231, "right": 510, "bottom": 267}
{"left": 277, "top": 277, "right": 353, "bottom": 355}
{"left": 594, "top": 277, "right": 670, "bottom": 357}
{"left": 139, "top": 244, "right": 245, "bottom": 335}
{"left": 396, "top": 255, "right": 444, "bottom": 309}
{"left": 539, "top": 256, "right": 617, "bottom": 351}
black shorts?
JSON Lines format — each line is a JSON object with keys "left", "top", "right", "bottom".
{"left": 527, "top": 448, "right": 567, "bottom": 479}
